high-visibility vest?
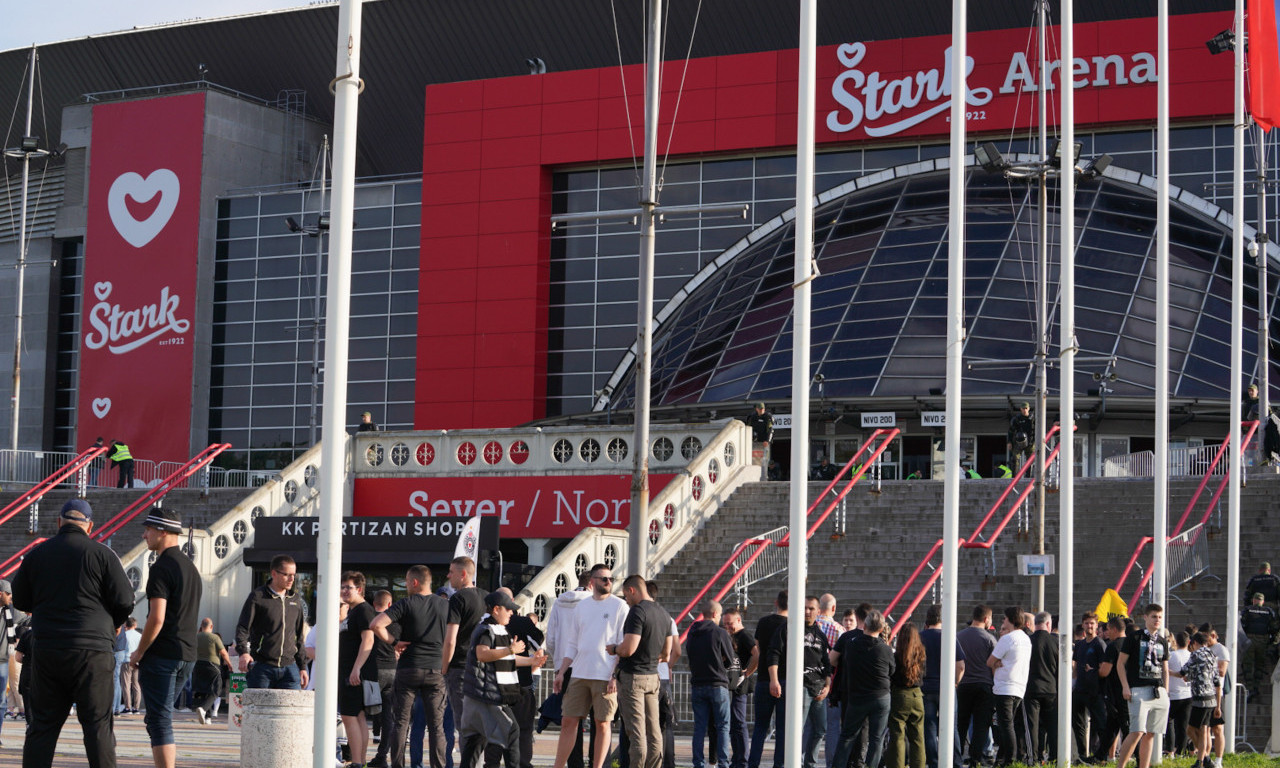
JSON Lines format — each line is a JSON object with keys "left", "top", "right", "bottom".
{"left": 996, "top": 464, "right": 1012, "bottom": 478}
{"left": 110, "top": 443, "right": 133, "bottom": 462}
{"left": 965, "top": 467, "right": 981, "bottom": 479}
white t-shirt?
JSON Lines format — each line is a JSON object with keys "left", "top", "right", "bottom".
{"left": 657, "top": 618, "right": 679, "bottom": 681}
{"left": 562, "top": 594, "right": 628, "bottom": 681}
{"left": 1209, "top": 641, "right": 1230, "bottom": 684}
{"left": 1167, "top": 648, "right": 1191, "bottom": 700}
{"left": 991, "top": 630, "right": 1031, "bottom": 698}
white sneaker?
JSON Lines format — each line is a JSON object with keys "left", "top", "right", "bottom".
{"left": 195, "top": 707, "right": 208, "bottom": 725}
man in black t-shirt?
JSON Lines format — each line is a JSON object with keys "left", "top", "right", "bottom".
{"left": 1070, "top": 612, "right": 1107, "bottom": 761}
{"left": 368, "top": 590, "right": 398, "bottom": 768}
{"left": 1092, "top": 617, "right": 1131, "bottom": 762}
{"left": 686, "top": 600, "right": 736, "bottom": 768}
{"left": 373, "top": 565, "right": 451, "bottom": 768}
{"left": 339, "top": 571, "right": 380, "bottom": 767}
{"left": 132, "top": 507, "right": 202, "bottom": 768}
{"left": 1112, "top": 604, "right": 1169, "bottom": 768}
{"left": 721, "top": 608, "right": 756, "bottom": 768}
{"left": 747, "top": 591, "right": 787, "bottom": 768}
{"left": 610, "top": 575, "right": 673, "bottom": 768}
{"left": 1024, "top": 612, "right": 1058, "bottom": 764}
{"left": 443, "top": 555, "right": 487, "bottom": 749}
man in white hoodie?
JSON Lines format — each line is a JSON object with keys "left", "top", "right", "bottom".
{"left": 545, "top": 572, "right": 593, "bottom": 768}
{"left": 551, "top": 564, "right": 629, "bottom": 768}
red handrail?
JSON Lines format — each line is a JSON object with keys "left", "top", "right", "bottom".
{"left": 93, "top": 444, "right": 231, "bottom": 542}
{"left": 672, "top": 428, "right": 901, "bottom": 636}
{"left": 0, "top": 446, "right": 109, "bottom": 530}
{"left": 1112, "top": 421, "right": 1259, "bottom": 607}
{"left": 0, "top": 537, "right": 47, "bottom": 579}
{"left": 883, "top": 426, "right": 1065, "bottom": 638}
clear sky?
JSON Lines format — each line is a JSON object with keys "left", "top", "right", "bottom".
{"left": 2, "top": 0, "right": 311, "bottom": 53}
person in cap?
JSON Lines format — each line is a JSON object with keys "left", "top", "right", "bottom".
{"left": 359, "top": 411, "right": 379, "bottom": 432}
{"left": 11, "top": 498, "right": 134, "bottom": 768}
{"left": 1239, "top": 592, "right": 1278, "bottom": 697}
{"left": 459, "top": 590, "right": 547, "bottom": 768}
{"left": 129, "top": 507, "right": 202, "bottom": 768}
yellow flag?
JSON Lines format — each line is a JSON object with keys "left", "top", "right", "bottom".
{"left": 1095, "top": 588, "right": 1129, "bottom": 622}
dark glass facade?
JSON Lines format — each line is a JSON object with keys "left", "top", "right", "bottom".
{"left": 548, "top": 125, "right": 1279, "bottom": 414}
{"left": 212, "top": 179, "right": 421, "bottom": 470}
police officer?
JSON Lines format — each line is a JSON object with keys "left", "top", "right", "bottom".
{"left": 1007, "top": 402, "right": 1034, "bottom": 468}
{"left": 1240, "top": 592, "right": 1278, "bottom": 696}
{"left": 109, "top": 439, "right": 135, "bottom": 488}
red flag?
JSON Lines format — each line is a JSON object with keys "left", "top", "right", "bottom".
{"left": 1250, "top": 0, "right": 1280, "bottom": 131}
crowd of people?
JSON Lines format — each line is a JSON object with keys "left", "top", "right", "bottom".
{"left": 3, "top": 498, "right": 1276, "bottom": 768}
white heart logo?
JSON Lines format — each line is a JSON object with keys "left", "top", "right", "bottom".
{"left": 836, "top": 42, "right": 865, "bottom": 69}
{"left": 94, "top": 282, "right": 112, "bottom": 301}
{"left": 108, "top": 169, "right": 180, "bottom": 249}
{"left": 92, "top": 398, "right": 112, "bottom": 418}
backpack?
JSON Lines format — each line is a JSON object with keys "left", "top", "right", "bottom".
{"left": 1183, "top": 648, "right": 1219, "bottom": 700}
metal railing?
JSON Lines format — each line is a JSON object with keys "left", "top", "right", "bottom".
{"left": 93, "top": 444, "right": 232, "bottom": 542}
{"left": 1113, "top": 422, "right": 1259, "bottom": 608}
{"left": 884, "top": 426, "right": 1065, "bottom": 638}
{"left": 0, "top": 446, "right": 107, "bottom": 534}
{"left": 1103, "top": 434, "right": 1262, "bottom": 479}
{"left": 669, "top": 429, "right": 900, "bottom": 638}
{"left": 0, "top": 448, "right": 272, "bottom": 490}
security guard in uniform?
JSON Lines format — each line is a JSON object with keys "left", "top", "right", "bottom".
{"left": 1240, "top": 592, "right": 1278, "bottom": 696}
{"left": 110, "top": 440, "right": 135, "bottom": 488}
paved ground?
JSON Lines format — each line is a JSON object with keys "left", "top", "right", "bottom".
{"left": 0, "top": 710, "right": 767, "bottom": 767}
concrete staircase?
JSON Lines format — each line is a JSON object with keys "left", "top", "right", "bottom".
{"left": 0, "top": 486, "right": 252, "bottom": 563}
{"left": 658, "top": 474, "right": 1280, "bottom": 740}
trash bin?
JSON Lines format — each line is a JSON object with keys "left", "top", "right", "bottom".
{"left": 239, "top": 688, "right": 314, "bottom": 768}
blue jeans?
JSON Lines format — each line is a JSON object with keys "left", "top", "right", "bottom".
{"left": 692, "top": 685, "right": 731, "bottom": 768}
{"left": 747, "top": 679, "right": 782, "bottom": 768}
{"left": 831, "top": 694, "right": 890, "bottom": 768}
{"left": 924, "top": 691, "right": 961, "bottom": 768}
{"left": 112, "top": 650, "right": 129, "bottom": 713}
{"left": 139, "top": 655, "right": 195, "bottom": 747}
{"left": 0, "top": 659, "right": 8, "bottom": 735}
{"left": 246, "top": 662, "right": 301, "bottom": 690}
{"left": 790, "top": 688, "right": 826, "bottom": 768}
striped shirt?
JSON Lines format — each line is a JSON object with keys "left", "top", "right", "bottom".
{"left": 816, "top": 615, "right": 842, "bottom": 648}
{"left": 462, "top": 619, "right": 520, "bottom": 705}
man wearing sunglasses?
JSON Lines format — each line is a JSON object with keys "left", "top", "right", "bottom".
{"left": 551, "top": 565, "right": 629, "bottom": 768}
{"left": 235, "top": 555, "right": 309, "bottom": 690}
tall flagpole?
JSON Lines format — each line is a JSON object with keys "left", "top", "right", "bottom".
{"left": 313, "top": 0, "right": 363, "bottom": 764}
{"left": 1056, "top": 1, "right": 1075, "bottom": 765}
{"left": 1152, "top": 0, "right": 1170, "bottom": 617}
{"left": 939, "top": 4, "right": 966, "bottom": 768}
{"left": 1224, "top": 0, "right": 1246, "bottom": 747}
{"left": 784, "top": 3, "right": 816, "bottom": 767}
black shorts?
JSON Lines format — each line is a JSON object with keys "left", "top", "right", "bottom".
{"left": 1188, "top": 706, "right": 1214, "bottom": 728}
{"left": 338, "top": 682, "right": 367, "bottom": 717}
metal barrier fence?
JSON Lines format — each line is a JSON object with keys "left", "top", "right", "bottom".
{"left": 0, "top": 449, "right": 271, "bottom": 489}
{"left": 1104, "top": 444, "right": 1241, "bottom": 478}
{"left": 1166, "top": 523, "right": 1211, "bottom": 596}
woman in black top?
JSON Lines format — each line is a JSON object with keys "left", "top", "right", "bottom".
{"left": 886, "top": 623, "right": 927, "bottom": 768}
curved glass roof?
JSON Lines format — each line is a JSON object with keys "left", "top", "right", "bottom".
{"left": 605, "top": 158, "right": 1280, "bottom": 409}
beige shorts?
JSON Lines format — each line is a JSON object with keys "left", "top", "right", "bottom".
{"left": 563, "top": 676, "right": 618, "bottom": 721}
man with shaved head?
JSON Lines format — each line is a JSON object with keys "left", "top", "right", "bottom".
{"left": 686, "top": 600, "right": 736, "bottom": 768}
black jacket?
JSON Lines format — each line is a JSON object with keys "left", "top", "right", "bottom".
{"left": 11, "top": 523, "right": 134, "bottom": 652}
{"left": 235, "top": 582, "right": 308, "bottom": 668}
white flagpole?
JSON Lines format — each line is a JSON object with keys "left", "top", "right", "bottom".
{"left": 785, "top": 2, "right": 816, "bottom": 767}
{"left": 314, "top": 0, "right": 363, "bottom": 765}
{"left": 1056, "top": 1, "right": 1075, "bottom": 765}
{"left": 939, "top": 3, "right": 966, "bottom": 768}
{"left": 1224, "top": 0, "right": 1245, "bottom": 747}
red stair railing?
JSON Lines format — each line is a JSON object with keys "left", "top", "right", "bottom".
{"left": 93, "top": 444, "right": 231, "bottom": 543}
{"left": 0, "top": 537, "right": 47, "bottom": 579}
{"left": 1113, "top": 421, "right": 1259, "bottom": 608}
{"left": 673, "top": 429, "right": 901, "bottom": 638}
{"left": 884, "top": 426, "right": 1066, "bottom": 639}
